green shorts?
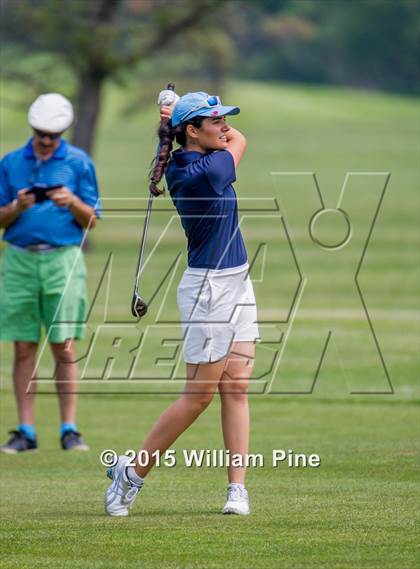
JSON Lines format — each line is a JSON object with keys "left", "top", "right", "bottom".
{"left": 0, "top": 245, "right": 87, "bottom": 343}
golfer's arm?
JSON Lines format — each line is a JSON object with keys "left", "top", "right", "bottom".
{"left": 226, "top": 127, "right": 247, "bottom": 167}
{"left": 0, "top": 201, "right": 20, "bottom": 228}
{"left": 69, "top": 196, "right": 97, "bottom": 229}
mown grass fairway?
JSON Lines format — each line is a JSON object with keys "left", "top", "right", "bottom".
{"left": 0, "top": 81, "right": 418, "bottom": 568}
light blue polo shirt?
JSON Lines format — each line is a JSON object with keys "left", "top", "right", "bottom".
{"left": 0, "top": 138, "right": 101, "bottom": 247}
{"left": 165, "top": 149, "right": 247, "bottom": 270}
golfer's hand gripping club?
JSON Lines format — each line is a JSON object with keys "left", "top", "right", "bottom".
{"left": 158, "top": 88, "right": 180, "bottom": 107}
{"left": 131, "top": 83, "right": 177, "bottom": 319}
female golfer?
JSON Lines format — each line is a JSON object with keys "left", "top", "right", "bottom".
{"left": 105, "top": 91, "right": 259, "bottom": 516}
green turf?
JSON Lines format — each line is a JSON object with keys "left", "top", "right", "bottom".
{"left": 0, "top": 80, "right": 418, "bottom": 568}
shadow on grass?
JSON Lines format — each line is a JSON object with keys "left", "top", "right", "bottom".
{"left": 28, "top": 508, "right": 225, "bottom": 519}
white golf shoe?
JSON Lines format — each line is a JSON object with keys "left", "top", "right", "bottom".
{"left": 222, "top": 483, "right": 250, "bottom": 515}
{"left": 104, "top": 455, "right": 143, "bottom": 517}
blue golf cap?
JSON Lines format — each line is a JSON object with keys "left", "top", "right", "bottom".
{"left": 171, "top": 92, "right": 240, "bottom": 127}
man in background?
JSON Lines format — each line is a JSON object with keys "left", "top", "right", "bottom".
{"left": 0, "top": 93, "right": 100, "bottom": 453}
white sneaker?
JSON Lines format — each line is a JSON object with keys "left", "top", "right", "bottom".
{"left": 104, "top": 455, "right": 143, "bottom": 517}
{"left": 222, "top": 483, "right": 250, "bottom": 515}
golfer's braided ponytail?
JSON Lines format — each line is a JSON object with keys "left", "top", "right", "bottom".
{"left": 149, "top": 119, "right": 175, "bottom": 196}
{"left": 149, "top": 116, "right": 205, "bottom": 196}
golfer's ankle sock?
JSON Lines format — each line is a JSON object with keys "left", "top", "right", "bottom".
{"left": 126, "top": 466, "right": 145, "bottom": 487}
{"left": 60, "top": 422, "right": 77, "bottom": 436}
{"left": 229, "top": 482, "right": 245, "bottom": 490}
{"left": 18, "top": 424, "right": 36, "bottom": 441}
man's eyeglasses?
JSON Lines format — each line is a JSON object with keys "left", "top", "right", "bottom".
{"left": 33, "top": 129, "right": 62, "bottom": 140}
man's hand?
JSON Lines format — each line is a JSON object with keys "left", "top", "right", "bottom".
{"left": 16, "top": 189, "right": 35, "bottom": 212}
{"left": 0, "top": 189, "right": 35, "bottom": 228}
{"left": 47, "top": 186, "right": 97, "bottom": 229}
{"left": 47, "top": 186, "right": 75, "bottom": 208}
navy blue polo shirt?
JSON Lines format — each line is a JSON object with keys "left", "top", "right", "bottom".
{"left": 0, "top": 138, "right": 101, "bottom": 247}
{"left": 166, "top": 149, "right": 247, "bottom": 270}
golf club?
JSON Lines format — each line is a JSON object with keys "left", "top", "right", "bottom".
{"left": 131, "top": 82, "right": 175, "bottom": 318}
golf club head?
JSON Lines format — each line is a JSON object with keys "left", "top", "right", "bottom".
{"left": 131, "top": 293, "right": 148, "bottom": 318}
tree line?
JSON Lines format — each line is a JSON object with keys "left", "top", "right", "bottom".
{"left": 1, "top": 0, "right": 418, "bottom": 154}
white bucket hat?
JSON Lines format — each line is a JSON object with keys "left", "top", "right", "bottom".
{"left": 28, "top": 93, "right": 74, "bottom": 133}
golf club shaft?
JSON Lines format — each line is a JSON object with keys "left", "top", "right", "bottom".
{"left": 133, "top": 192, "right": 153, "bottom": 294}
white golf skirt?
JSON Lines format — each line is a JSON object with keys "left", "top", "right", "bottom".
{"left": 177, "top": 264, "right": 260, "bottom": 364}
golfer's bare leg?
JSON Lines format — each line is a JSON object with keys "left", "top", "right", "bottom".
{"left": 13, "top": 341, "right": 38, "bottom": 425}
{"left": 219, "top": 341, "right": 255, "bottom": 485}
{"left": 50, "top": 340, "right": 78, "bottom": 424}
{"left": 135, "top": 358, "right": 226, "bottom": 478}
